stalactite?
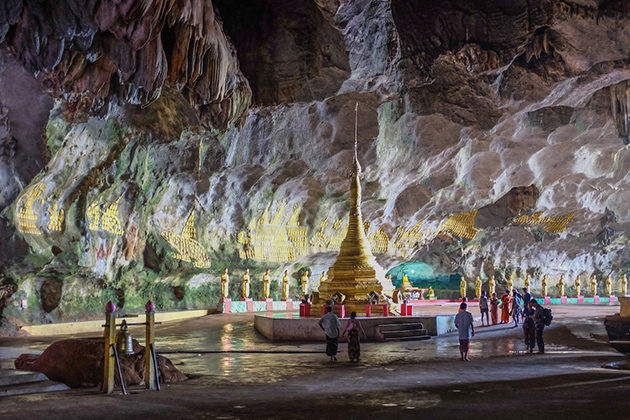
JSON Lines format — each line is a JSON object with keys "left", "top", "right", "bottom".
{"left": 609, "top": 80, "right": 630, "bottom": 145}
{"left": 0, "top": 0, "right": 251, "bottom": 129}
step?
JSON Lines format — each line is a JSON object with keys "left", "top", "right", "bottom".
{"left": 0, "top": 380, "right": 69, "bottom": 397}
{"left": 378, "top": 323, "right": 424, "bottom": 331}
{"left": 385, "top": 335, "right": 432, "bottom": 342}
{"left": 0, "top": 370, "right": 48, "bottom": 387}
{"left": 381, "top": 329, "right": 428, "bottom": 338}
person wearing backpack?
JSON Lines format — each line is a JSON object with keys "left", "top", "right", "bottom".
{"left": 531, "top": 299, "right": 546, "bottom": 353}
{"left": 522, "top": 301, "right": 536, "bottom": 353}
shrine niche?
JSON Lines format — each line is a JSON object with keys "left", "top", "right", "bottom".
{"left": 512, "top": 211, "right": 575, "bottom": 233}
{"left": 437, "top": 210, "right": 482, "bottom": 240}
{"left": 17, "top": 183, "right": 46, "bottom": 235}
{"left": 238, "top": 201, "right": 307, "bottom": 262}
{"left": 506, "top": 185, "right": 539, "bottom": 215}
{"left": 161, "top": 207, "right": 211, "bottom": 268}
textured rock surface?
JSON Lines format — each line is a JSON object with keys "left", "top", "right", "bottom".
{"left": 3, "top": 1, "right": 630, "bottom": 326}
{"left": 14, "top": 337, "right": 187, "bottom": 388}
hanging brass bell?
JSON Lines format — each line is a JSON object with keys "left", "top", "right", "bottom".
{"left": 115, "top": 320, "right": 134, "bottom": 355}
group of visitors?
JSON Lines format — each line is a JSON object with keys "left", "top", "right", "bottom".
{"left": 319, "top": 286, "right": 549, "bottom": 363}
{"left": 455, "top": 287, "right": 548, "bottom": 360}
{"left": 318, "top": 306, "right": 366, "bottom": 362}
{"left": 482, "top": 288, "right": 532, "bottom": 327}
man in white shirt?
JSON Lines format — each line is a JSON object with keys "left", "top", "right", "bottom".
{"left": 318, "top": 306, "right": 341, "bottom": 361}
{"left": 454, "top": 302, "right": 475, "bottom": 361}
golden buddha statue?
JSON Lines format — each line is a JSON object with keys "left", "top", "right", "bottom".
{"left": 507, "top": 275, "right": 513, "bottom": 293}
{"left": 428, "top": 286, "right": 435, "bottom": 299}
{"left": 301, "top": 271, "right": 309, "bottom": 298}
{"left": 590, "top": 274, "right": 597, "bottom": 296}
{"left": 262, "top": 269, "right": 271, "bottom": 300}
{"left": 316, "top": 104, "right": 390, "bottom": 308}
{"left": 557, "top": 275, "right": 565, "bottom": 297}
{"left": 475, "top": 277, "right": 481, "bottom": 298}
{"left": 489, "top": 275, "right": 496, "bottom": 296}
{"left": 541, "top": 275, "right": 547, "bottom": 296}
{"left": 319, "top": 271, "right": 326, "bottom": 286}
{"left": 460, "top": 278, "right": 466, "bottom": 298}
{"left": 524, "top": 274, "right": 530, "bottom": 291}
{"left": 575, "top": 275, "right": 581, "bottom": 297}
{"left": 622, "top": 274, "right": 628, "bottom": 296}
{"left": 402, "top": 273, "right": 411, "bottom": 289}
{"left": 282, "top": 270, "right": 290, "bottom": 300}
{"left": 606, "top": 275, "right": 612, "bottom": 297}
{"left": 241, "top": 269, "right": 250, "bottom": 299}
{"left": 220, "top": 268, "right": 229, "bottom": 300}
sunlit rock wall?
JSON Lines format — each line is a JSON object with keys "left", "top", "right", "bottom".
{"left": 3, "top": 0, "right": 630, "bottom": 326}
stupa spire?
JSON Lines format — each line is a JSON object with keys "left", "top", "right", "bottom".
{"left": 353, "top": 102, "right": 361, "bottom": 176}
{"left": 318, "top": 102, "right": 394, "bottom": 309}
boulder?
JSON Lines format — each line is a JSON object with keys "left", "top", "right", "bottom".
{"left": 15, "top": 338, "right": 187, "bottom": 389}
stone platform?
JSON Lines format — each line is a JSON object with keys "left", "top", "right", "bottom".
{"left": 253, "top": 313, "right": 456, "bottom": 342}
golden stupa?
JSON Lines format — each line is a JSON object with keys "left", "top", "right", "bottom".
{"left": 318, "top": 104, "right": 393, "bottom": 307}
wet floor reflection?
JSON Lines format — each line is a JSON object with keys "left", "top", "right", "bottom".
{"left": 1, "top": 313, "right": 619, "bottom": 385}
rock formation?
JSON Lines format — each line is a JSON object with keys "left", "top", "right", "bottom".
{"left": 15, "top": 337, "right": 187, "bottom": 388}
{"left": 2, "top": 1, "right": 630, "bottom": 326}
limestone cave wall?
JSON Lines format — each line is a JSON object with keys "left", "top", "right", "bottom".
{"left": 2, "top": 0, "right": 630, "bottom": 328}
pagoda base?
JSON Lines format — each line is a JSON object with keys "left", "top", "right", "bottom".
{"left": 311, "top": 303, "right": 391, "bottom": 318}
{"left": 254, "top": 314, "right": 455, "bottom": 341}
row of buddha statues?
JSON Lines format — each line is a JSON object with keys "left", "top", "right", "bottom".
{"left": 220, "top": 268, "right": 326, "bottom": 300}
{"left": 460, "top": 274, "right": 629, "bottom": 299}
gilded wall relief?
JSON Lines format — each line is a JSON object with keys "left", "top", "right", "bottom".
{"left": 309, "top": 218, "right": 329, "bottom": 249}
{"left": 87, "top": 195, "right": 125, "bottom": 235}
{"left": 17, "top": 183, "right": 46, "bottom": 235}
{"left": 368, "top": 227, "right": 390, "bottom": 253}
{"left": 327, "top": 219, "right": 348, "bottom": 250}
{"left": 393, "top": 221, "right": 424, "bottom": 249}
{"left": 161, "top": 207, "right": 211, "bottom": 268}
{"left": 437, "top": 210, "right": 481, "bottom": 240}
{"left": 512, "top": 211, "right": 575, "bottom": 233}
{"left": 238, "top": 201, "right": 306, "bottom": 262}
{"left": 47, "top": 203, "right": 65, "bottom": 231}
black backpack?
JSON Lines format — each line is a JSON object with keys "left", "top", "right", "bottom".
{"left": 542, "top": 307, "right": 553, "bottom": 326}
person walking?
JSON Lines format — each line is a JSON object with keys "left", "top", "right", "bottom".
{"left": 522, "top": 301, "right": 536, "bottom": 353}
{"left": 318, "top": 306, "right": 341, "bottom": 361}
{"left": 454, "top": 302, "right": 475, "bottom": 361}
{"left": 490, "top": 292, "right": 499, "bottom": 325}
{"left": 341, "top": 311, "right": 366, "bottom": 362}
{"left": 500, "top": 292, "right": 510, "bottom": 324}
{"left": 531, "top": 299, "right": 545, "bottom": 353}
{"left": 522, "top": 287, "right": 531, "bottom": 307}
{"left": 458, "top": 296, "right": 468, "bottom": 313}
{"left": 479, "top": 290, "right": 489, "bottom": 326}
{"left": 511, "top": 290, "right": 523, "bottom": 327}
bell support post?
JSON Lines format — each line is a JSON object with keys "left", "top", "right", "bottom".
{"left": 145, "top": 300, "right": 156, "bottom": 390}
{"left": 103, "top": 301, "right": 116, "bottom": 394}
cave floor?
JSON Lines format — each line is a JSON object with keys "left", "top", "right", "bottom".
{"left": 1, "top": 303, "right": 629, "bottom": 419}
